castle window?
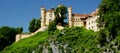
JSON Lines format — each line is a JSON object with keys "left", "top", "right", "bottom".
{"left": 89, "top": 22, "right": 90, "bottom": 25}
{"left": 50, "top": 14, "right": 52, "bottom": 17}
{"left": 49, "top": 19, "right": 52, "bottom": 22}
{"left": 92, "top": 26, "right": 93, "bottom": 29}
{"left": 92, "top": 21, "right": 94, "bottom": 24}
{"left": 89, "top": 27, "right": 90, "bottom": 29}
{"left": 50, "top": 15, "right": 52, "bottom": 17}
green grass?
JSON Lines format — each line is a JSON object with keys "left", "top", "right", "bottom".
{"left": 1, "top": 27, "right": 101, "bottom": 53}
{"left": 49, "top": 27, "right": 101, "bottom": 53}
{"left": 1, "top": 31, "right": 48, "bottom": 53}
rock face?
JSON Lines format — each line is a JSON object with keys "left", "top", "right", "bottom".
{"left": 50, "top": 42, "right": 59, "bottom": 53}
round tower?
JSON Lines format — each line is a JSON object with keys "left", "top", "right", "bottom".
{"left": 41, "top": 7, "right": 46, "bottom": 27}
{"left": 68, "top": 7, "right": 72, "bottom": 27}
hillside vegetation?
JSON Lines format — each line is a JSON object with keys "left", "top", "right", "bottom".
{"left": 1, "top": 27, "right": 101, "bottom": 53}
{"left": 1, "top": 0, "right": 120, "bottom": 52}
{"left": 0, "top": 26, "right": 23, "bottom": 51}
{"left": 1, "top": 31, "right": 48, "bottom": 53}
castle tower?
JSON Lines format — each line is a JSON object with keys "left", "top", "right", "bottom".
{"left": 45, "top": 11, "right": 50, "bottom": 26}
{"left": 41, "top": 7, "right": 46, "bottom": 27}
{"left": 68, "top": 7, "right": 72, "bottom": 27}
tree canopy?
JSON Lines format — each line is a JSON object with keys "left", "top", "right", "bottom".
{"left": 28, "top": 18, "right": 41, "bottom": 32}
{"left": 48, "top": 5, "right": 67, "bottom": 32}
{"left": 0, "top": 26, "right": 23, "bottom": 51}
{"left": 98, "top": 0, "right": 120, "bottom": 45}
{"left": 54, "top": 5, "right": 67, "bottom": 26}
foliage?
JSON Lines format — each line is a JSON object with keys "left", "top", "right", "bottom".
{"left": 35, "top": 18, "right": 41, "bottom": 30}
{"left": 28, "top": 18, "right": 41, "bottom": 32}
{"left": 97, "top": 29, "right": 108, "bottom": 46}
{"left": 98, "top": 0, "right": 120, "bottom": 45}
{"left": 48, "top": 20, "right": 56, "bottom": 32}
{"left": 54, "top": 5, "right": 67, "bottom": 26}
{"left": 49, "top": 27, "right": 100, "bottom": 52}
{"left": 1, "top": 31, "right": 48, "bottom": 53}
{"left": 48, "top": 5, "right": 67, "bottom": 32}
{"left": 28, "top": 18, "right": 36, "bottom": 32}
{"left": 1, "top": 27, "right": 101, "bottom": 53}
{"left": 0, "top": 26, "right": 23, "bottom": 51}
{"left": 16, "top": 27, "right": 23, "bottom": 33}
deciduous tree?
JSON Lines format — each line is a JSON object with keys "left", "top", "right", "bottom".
{"left": 54, "top": 5, "right": 67, "bottom": 26}
{"left": 98, "top": 0, "right": 120, "bottom": 45}
{"left": 28, "top": 18, "right": 41, "bottom": 32}
{"left": 0, "top": 26, "right": 23, "bottom": 51}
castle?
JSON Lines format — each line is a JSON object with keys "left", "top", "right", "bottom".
{"left": 16, "top": 5, "right": 99, "bottom": 42}
{"left": 41, "top": 5, "right": 99, "bottom": 31}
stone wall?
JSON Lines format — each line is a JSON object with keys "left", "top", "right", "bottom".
{"left": 16, "top": 34, "right": 32, "bottom": 42}
{"left": 15, "top": 26, "right": 48, "bottom": 42}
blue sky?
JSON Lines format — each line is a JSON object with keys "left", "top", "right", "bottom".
{"left": 0, "top": 0, "right": 101, "bottom": 32}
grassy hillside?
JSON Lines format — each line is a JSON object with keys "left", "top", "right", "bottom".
{"left": 50, "top": 27, "right": 101, "bottom": 53}
{"left": 1, "top": 31, "right": 49, "bottom": 53}
{"left": 1, "top": 27, "right": 101, "bottom": 53}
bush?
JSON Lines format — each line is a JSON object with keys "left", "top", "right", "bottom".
{"left": 48, "top": 21, "right": 56, "bottom": 32}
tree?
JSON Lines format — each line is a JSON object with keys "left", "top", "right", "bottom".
{"left": 29, "top": 18, "right": 36, "bottom": 32}
{"left": 16, "top": 27, "right": 23, "bottom": 33}
{"left": 54, "top": 5, "right": 67, "bottom": 26}
{"left": 48, "top": 20, "right": 56, "bottom": 32}
{"left": 28, "top": 18, "right": 41, "bottom": 32}
{"left": 35, "top": 19, "right": 41, "bottom": 31}
{"left": 0, "top": 26, "right": 23, "bottom": 51}
{"left": 98, "top": 0, "right": 120, "bottom": 44}
{"left": 48, "top": 5, "right": 67, "bottom": 32}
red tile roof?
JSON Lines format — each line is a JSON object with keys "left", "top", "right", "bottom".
{"left": 72, "top": 14, "right": 90, "bottom": 19}
{"left": 72, "top": 14, "right": 90, "bottom": 17}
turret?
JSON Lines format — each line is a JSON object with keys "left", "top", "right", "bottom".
{"left": 41, "top": 7, "right": 46, "bottom": 27}
{"left": 68, "top": 7, "right": 72, "bottom": 27}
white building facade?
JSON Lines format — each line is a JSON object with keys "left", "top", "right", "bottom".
{"left": 41, "top": 5, "right": 99, "bottom": 31}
